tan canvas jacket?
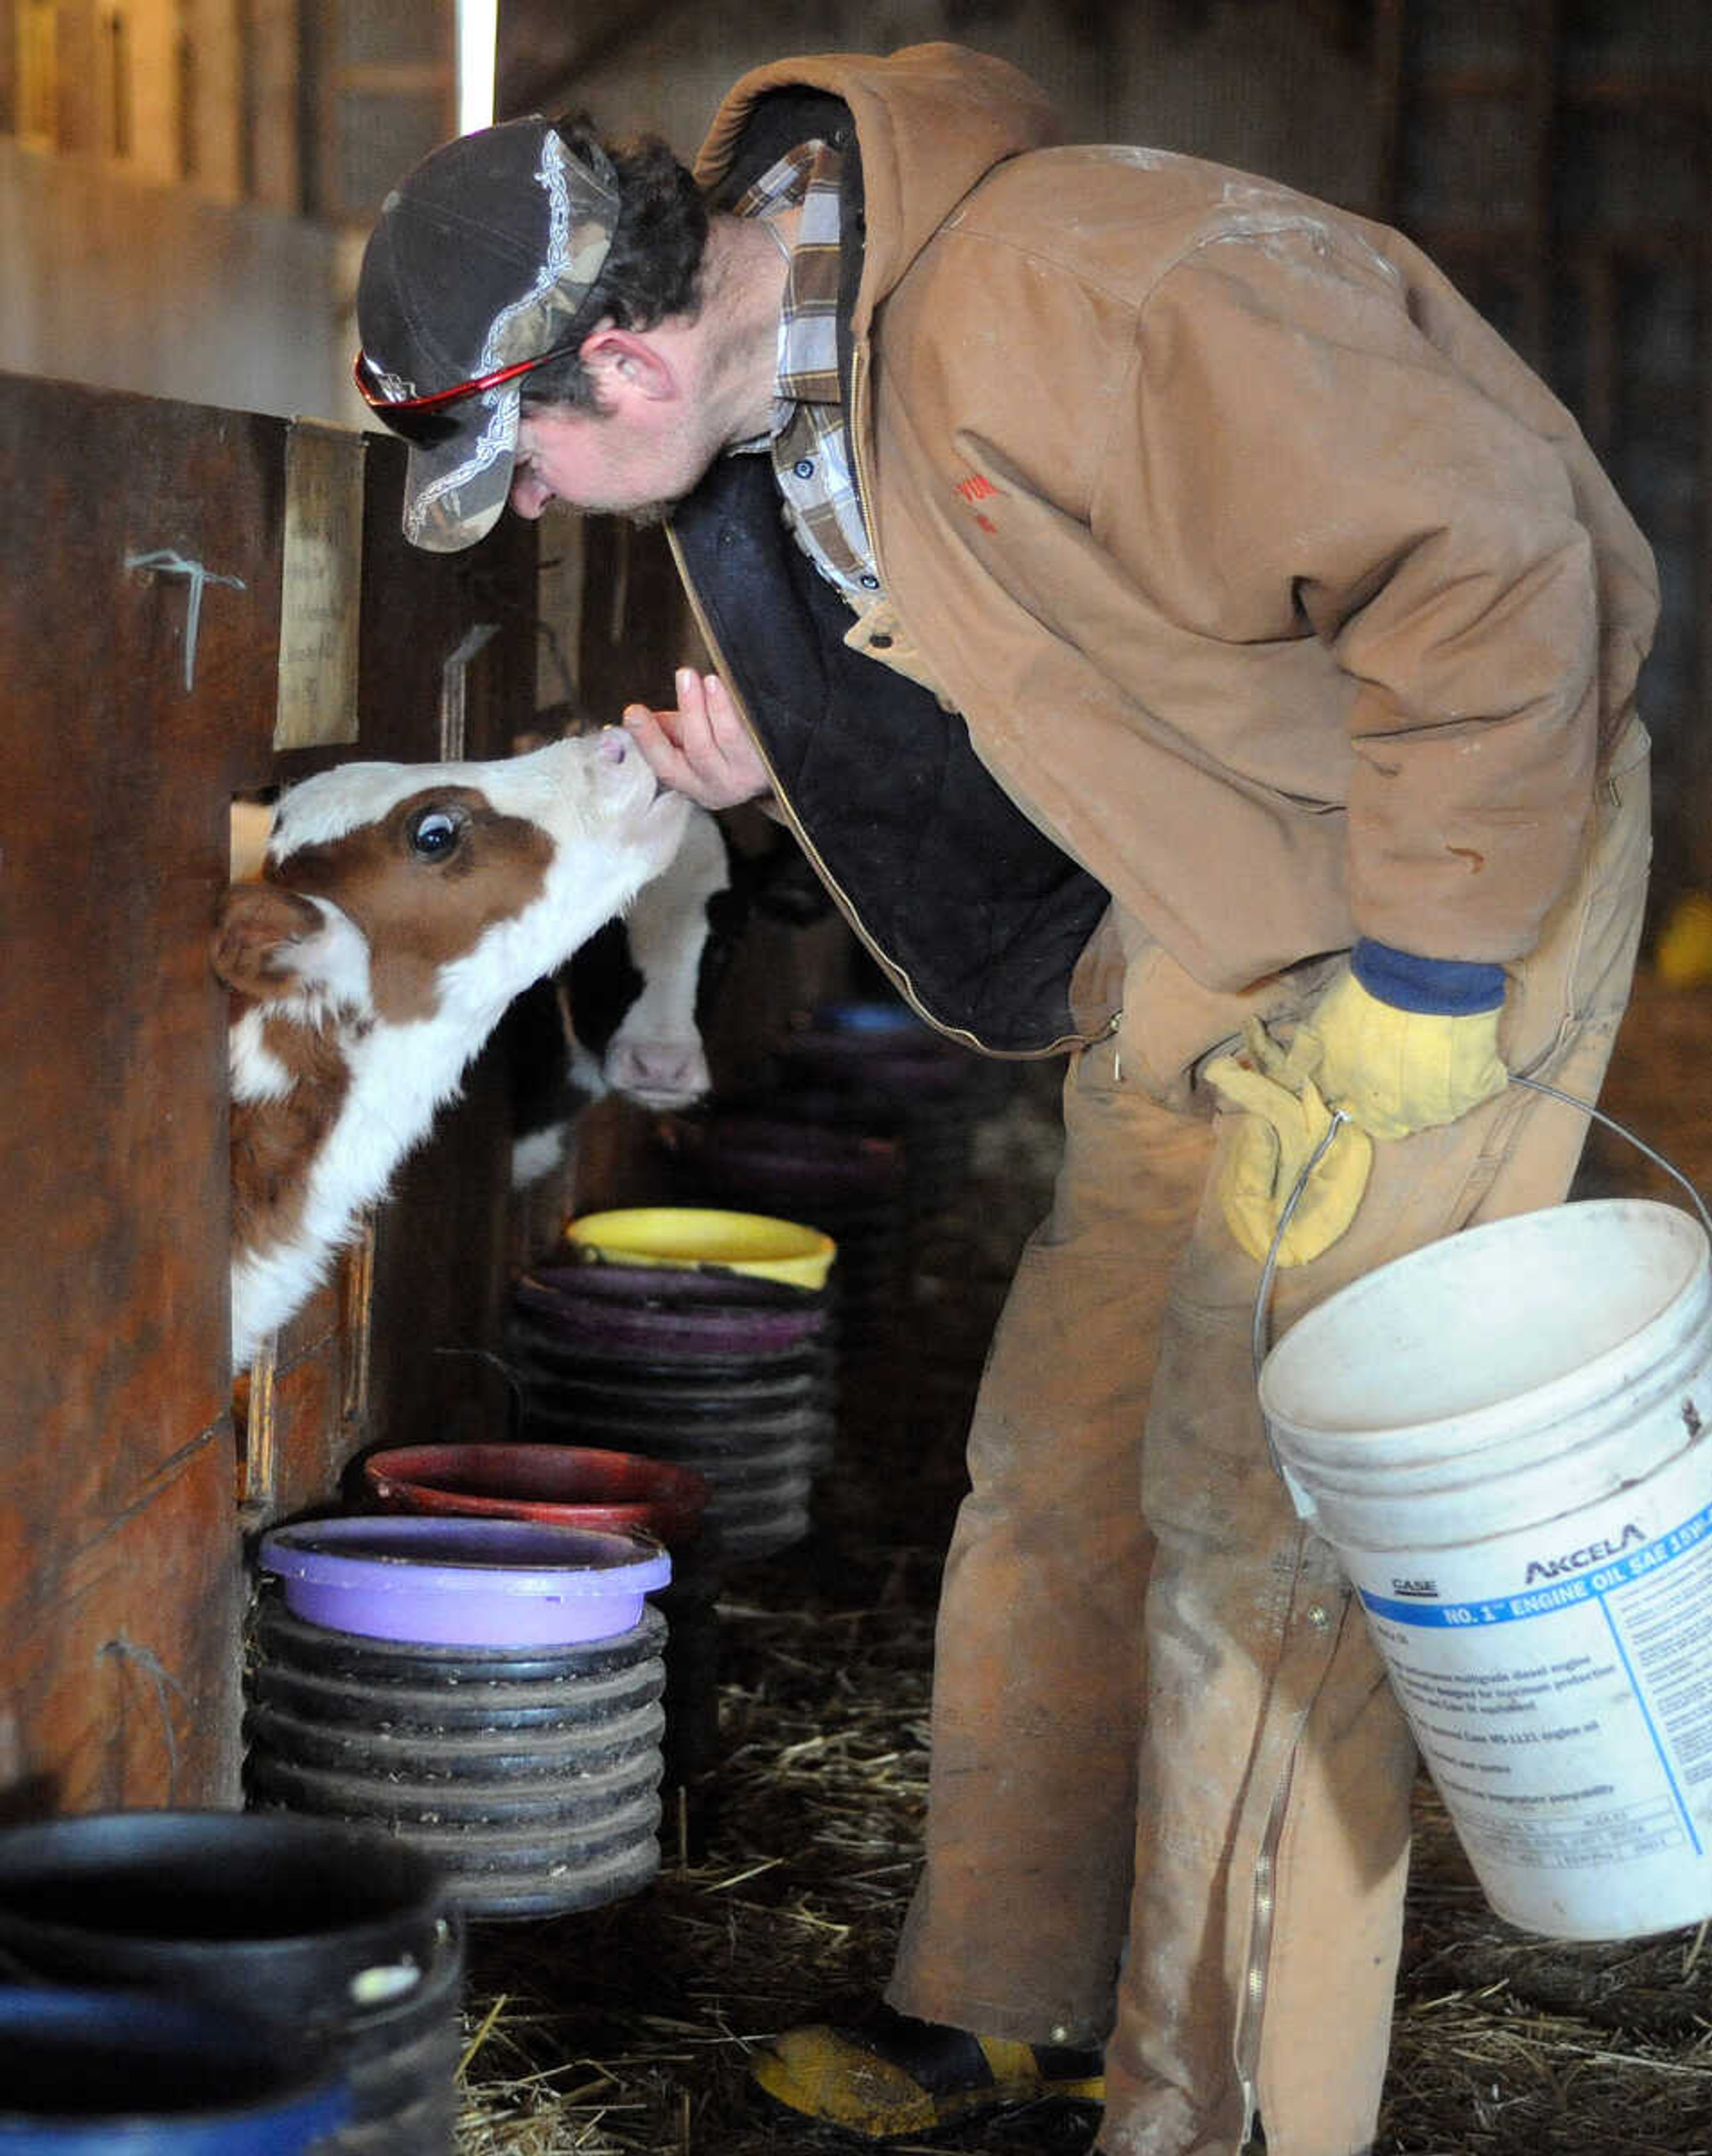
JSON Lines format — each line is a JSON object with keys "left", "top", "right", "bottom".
{"left": 695, "top": 45, "right": 1658, "bottom": 996}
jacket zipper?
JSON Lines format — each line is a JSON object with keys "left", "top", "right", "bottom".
{"left": 665, "top": 391, "right": 1107, "bottom": 1064}
{"left": 838, "top": 349, "right": 1105, "bottom": 1058}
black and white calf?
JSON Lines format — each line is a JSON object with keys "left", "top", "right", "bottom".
{"left": 508, "top": 804, "right": 738, "bottom": 1188}
{"left": 215, "top": 732, "right": 688, "bottom": 1370}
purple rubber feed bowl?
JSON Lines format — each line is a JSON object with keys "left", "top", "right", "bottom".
{"left": 257, "top": 1515, "right": 672, "bottom": 1649}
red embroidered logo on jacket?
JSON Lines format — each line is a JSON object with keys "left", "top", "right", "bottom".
{"left": 954, "top": 470, "right": 1001, "bottom": 534}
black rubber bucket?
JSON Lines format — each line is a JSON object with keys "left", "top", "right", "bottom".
{"left": 656, "top": 1113, "right": 909, "bottom": 1363}
{"left": 506, "top": 1263, "right": 835, "bottom": 1559}
{"left": 360, "top": 1443, "right": 727, "bottom": 1848}
{"left": 788, "top": 997, "right": 1018, "bottom": 1118}
{"left": 757, "top": 1076, "right": 975, "bottom": 1229}
{"left": 511, "top": 1268, "right": 827, "bottom": 1363}
{"left": 0, "top": 1811, "right": 461, "bottom": 2156}
{"left": 651, "top": 1526, "right": 724, "bottom": 1856}
{"left": 770, "top": 1000, "right": 986, "bottom": 1226}
{"left": 0, "top": 1986, "right": 351, "bottom": 2152}
{"left": 245, "top": 1595, "right": 669, "bottom": 1920}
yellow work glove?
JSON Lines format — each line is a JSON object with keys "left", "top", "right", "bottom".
{"left": 1308, "top": 972, "right": 1508, "bottom": 1142}
{"left": 1205, "top": 1018, "right": 1375, "bottom": 1267}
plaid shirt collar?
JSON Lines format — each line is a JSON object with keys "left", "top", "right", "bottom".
{"left": 731, "top": 140, "right": 845, "bottom": 412}
{"left": 728, "top": 141, "right": 882, "bottom": 602}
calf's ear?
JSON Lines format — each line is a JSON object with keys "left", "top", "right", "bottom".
{"left": 211, "top": 883, "right": 329, "bottom": 1000}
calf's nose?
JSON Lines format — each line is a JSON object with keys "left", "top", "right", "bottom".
{"left": 605, "top": 1036, "right": 712, "bottom": 1107}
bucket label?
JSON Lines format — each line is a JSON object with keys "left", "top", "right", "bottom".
{"left": 1350, "top": 1451, "right": 1712, "bottom": 1939}
{"left": 1361, "top": 1495, "right": 1712, "bottom": 1632}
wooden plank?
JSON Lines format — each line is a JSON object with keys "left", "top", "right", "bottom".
{"left": 334, "top": 61, "right": 451, "bottom": 95}
{"left": 1412, "top": 218, "right": 1701, "bottom": 259}
{"left": 273, "top": 420, "right": 365, "bottom": 750}
{"left": 577, "top": 517, "right": 693, "bottom": 726}
{"left": 261, "top": 437, "right": 540, "bottom": 1482}
{"left": 0, "top": 376, "right": 543, "bottom": 1814}
{"left": 237, "top": 1280, "right": 355, "bottom": 1525}
{"left": 1372, "top": 0, "right": 1407, "bottom": 221}
{"left": 0, "top": 374, "right": 286, "bottom": 1808}
{"left": 1562, "top": 74, "right": 1712, "bottom": 114}
{"left": 1694, "top": 143, "right": 1712, "bottom": 888}
{"left": 1517, "top": 0, "right": 1561, "bottom": 371}
{"left": 242, "top": 0, "right": 304, "bottom": 210}
{"left": 360, "top": 448, "right": 540, "bottom": 1456}
{"left": 17, "top": 1447, "right": 243, "bottom": 1812}
{"left": 49, "top": 0, "right": 98, "bottom": 156}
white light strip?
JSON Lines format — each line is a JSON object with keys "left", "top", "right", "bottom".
{"left": 456, "top": 0, "right": 498, "bottom": 134}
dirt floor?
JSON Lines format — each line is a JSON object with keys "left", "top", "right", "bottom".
{"left": 457, "top": 982, "right": 1712, "bottom": 2156}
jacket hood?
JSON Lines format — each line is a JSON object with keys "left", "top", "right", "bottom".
{"left": 693, "top": 43, "right": 1062, "bottom": 334}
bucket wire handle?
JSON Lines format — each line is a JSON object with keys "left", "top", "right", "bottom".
{"left": 1508, "top": 1072, "right": 1712, "bottom": 1240}
{"left": 1250, "top": 1075, "right": 1712, "bottom": 1384}
{"left": 1249, "top": 1107, "right": 1353, "bottom": 1382}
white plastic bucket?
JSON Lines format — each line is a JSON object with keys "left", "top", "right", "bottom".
{"left": 1260, "top": 1198, "right": 1712, "bottom": 1941}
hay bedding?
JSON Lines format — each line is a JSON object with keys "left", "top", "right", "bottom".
{"left": 459, "top": 1027, "right": 1712, "bottom": 2155}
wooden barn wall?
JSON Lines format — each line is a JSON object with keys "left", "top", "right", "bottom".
{"left": 497, "top": 0, "right": 1381, "bottom": 218}
{"left": 1376, "top": 0, "right": 1712, "bottom": 902}
{"left": 0, "top": 137, "right": 351, "bottom": 427}
{"left": 0, "top": 372, "right": 537, "bottom": 1816}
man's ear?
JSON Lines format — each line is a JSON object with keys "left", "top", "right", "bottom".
{"left": 580, "top": 328, "right": 676, "bottom": 405}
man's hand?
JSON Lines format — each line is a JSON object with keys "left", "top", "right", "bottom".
{"left": 1206, "top": 1018, "right": 1375, "bottom": 1267}
{"left": 1204, "top": 955, "right": 1511, "bottom": 1269}
{"left": 622, "top": 669, "right": 771, "bottom": 810}
{"left": 1310, "top": 973, "right": 1507, "bottom": 1142}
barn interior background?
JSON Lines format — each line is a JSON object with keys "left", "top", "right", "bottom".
{"left": 1, "top": 1, "right": 1711, "bottom": 2150}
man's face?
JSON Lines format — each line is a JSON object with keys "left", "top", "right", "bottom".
{"left": 510, "top": 401, "right": 722, "bottom": 529}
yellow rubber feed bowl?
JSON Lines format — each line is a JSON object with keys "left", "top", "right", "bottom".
{"left": 564, "top": 1207, "right": 836, "bottom": 1291}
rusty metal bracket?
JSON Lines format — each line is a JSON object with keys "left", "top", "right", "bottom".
{"left": 440, "top": 621, "right": 500, "bottom": 759}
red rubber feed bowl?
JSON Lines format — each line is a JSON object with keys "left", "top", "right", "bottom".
{"left": 363, "top": 1443, "right": 711, "bottom": 1546}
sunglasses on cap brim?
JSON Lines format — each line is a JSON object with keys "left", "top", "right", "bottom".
{"left": 351, "top": 341, "right": 580, "bottom": 446}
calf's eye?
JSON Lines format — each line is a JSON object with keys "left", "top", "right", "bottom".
{"left": 408, "top": 808, "right": 463, "bottom": 859}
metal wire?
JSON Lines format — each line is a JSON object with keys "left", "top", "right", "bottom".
{"left": 1251, "top": 1107, "right": 1352, "bottom": 1382}
{"left": 1509, "top": 1071, "right": 1712, "bottom": 1239}
{"left": 124, "top": 549, "right": 246, "bottom": 693}
{"left": 1250, "top": 1076, "right": 1712, "bottom": 1386}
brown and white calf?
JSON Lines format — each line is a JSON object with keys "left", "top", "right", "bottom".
{"left": 214, "top": 732, "right": 688, "bottom": 1370}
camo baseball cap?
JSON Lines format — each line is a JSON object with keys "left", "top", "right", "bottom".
{"left": 355, "top": 117, "right": 620, "bottom": 552}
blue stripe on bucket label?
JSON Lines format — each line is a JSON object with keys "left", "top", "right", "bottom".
{"left": 1358, "top": 1488, "right": 1712, "bottom": 1628}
